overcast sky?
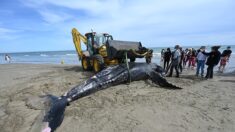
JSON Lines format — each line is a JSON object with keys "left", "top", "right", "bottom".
{"left": 0, "top": 0, "right": 235, "bottom": 52}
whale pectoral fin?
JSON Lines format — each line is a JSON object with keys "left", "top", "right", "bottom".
{"left": 148, "top": 71, "right": 182, "bottom": 89}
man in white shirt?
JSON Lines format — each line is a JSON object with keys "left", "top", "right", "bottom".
{"left": 196, "top": 46, "right": 207, "bottom": 77}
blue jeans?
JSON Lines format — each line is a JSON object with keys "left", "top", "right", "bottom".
{"left": 196, "top": 60, "right": 205, "bottom": 76}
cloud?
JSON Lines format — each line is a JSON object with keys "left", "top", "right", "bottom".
{"left": 38, "top": 10, "right": 72, "bottom": 24}
{"left": 19, "top": 0, "right": 73, "bottom": 24}
{"left": 0, "top": 27, "right": 22, "bottom": 39}
{"left": 4, "top": 0, "right": 235, "bottom": 52}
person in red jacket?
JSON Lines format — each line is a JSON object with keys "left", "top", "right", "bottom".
{"left": 187, "top": 48, "right": 196, "bottom": 70}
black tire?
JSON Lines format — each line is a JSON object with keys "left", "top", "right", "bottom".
{"left": 92, "top": 54, "right": 105, "bottom": 73}
{"left": 130, "top": 58, "right": 136, "bottom": 62}
{"left": 118, "top": 58, "right": 124, "bottom": 63}
{"left": 146, "top": 57, "right": 151, "bottom": 64}
{"left": 81, "top": 57, "right": 92, "bottom": 71}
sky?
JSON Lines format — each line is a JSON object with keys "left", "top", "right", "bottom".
{"left": 0, "top": 0, "right": 235, "bottom": 52}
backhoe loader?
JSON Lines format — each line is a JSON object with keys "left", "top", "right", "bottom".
{"left": 71, "top": 28, "right": 152, "bottom": 72}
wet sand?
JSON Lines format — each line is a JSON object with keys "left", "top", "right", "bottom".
{"left": 0, "top": 63, "right": 234, "bottom": 132}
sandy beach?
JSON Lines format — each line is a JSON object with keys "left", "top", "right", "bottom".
{"left": 0, "top": 63, "right": 234, "bottom": 132}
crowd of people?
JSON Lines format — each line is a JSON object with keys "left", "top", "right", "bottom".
{"left": 160, "top": 45, "right": 232, "bottom": 79}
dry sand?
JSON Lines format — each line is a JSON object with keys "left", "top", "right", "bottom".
{"left": 0, "top": 64, "right": 234, "bottom": 132}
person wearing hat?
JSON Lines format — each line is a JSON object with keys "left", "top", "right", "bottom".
{"left": 167, "top": 45, "right": 181, "bottom": 77}
{"left": 202, "top": 46, "right": 221, "bottom": 79}
{"left": 218, "top": 46, "right": 233, "bottom": 72}
{"left": 196, "top": 46, "right": 207, "bottom": 77}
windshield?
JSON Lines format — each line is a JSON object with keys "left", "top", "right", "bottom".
{"left": 94, "top": 35, "right": 105, "bottom": 46}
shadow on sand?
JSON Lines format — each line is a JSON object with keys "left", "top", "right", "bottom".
{"left": 175, "top": 74, "right": 206, "bottom": 81}
{"left": 219, "top": 80, "right": 235, "bottom": 83}
{"left": 64, "top": 66, "right": 94, "bottom": 78}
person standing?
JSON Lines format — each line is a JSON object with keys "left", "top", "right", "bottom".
{"left": 161, "top": 49, "right": 165, "bottom": 62}
{"left": 167, "top": 45, "right": 181, "bottom": 77}
{"left": 178, "top": 47, "right": 185, "bottom": 73}
{"left": 203, "top": 46, "right": 221, "bottom": 79}
{"left": 196, "top": 46, "right": 207, "bottom": 77}
{"left": 163, "top": 48, "right": 171, "bottom": 70}
{"left": 187, "top": 48, "right": 193, "bottom": 68}
{"left": 218, "top": 46, "right": 232, "bottom": 73}
{"left": 5, "top": 54, "right": 11, "bottom": 63}
{"left": 188, "top": 48, "right": 196, "bottom": 70}
{"left": 183, "top": 48, "right": 189, "bottom": 68}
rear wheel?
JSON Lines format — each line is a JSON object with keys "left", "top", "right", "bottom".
{"left": 93, "top": 54, "right": 104, "bottom": 73}
{"left": 81, "top": 57, "right": 92, "bottom": 71}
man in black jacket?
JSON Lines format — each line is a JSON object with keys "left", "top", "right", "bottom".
{"left": 163, "top": 48, "right": 171, "bottom": 70}
{"left": 202, "top": 46, "right": 221, "bottom": 79}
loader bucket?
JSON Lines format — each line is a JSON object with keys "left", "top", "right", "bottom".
{"left": 106, "top": 40, "right": 142, "bottom": 59}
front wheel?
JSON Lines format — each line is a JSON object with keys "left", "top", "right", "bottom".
{"left": 93, "top": 54, "right": 104, "bottom": 73}
{"left": 81, "top": 57, "right": 92, "bottom": 71}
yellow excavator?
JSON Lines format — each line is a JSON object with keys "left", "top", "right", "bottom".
{"left": 72, "top": 28, "right": 153, "bottom": 72}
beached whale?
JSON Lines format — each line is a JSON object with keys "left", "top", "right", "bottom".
{"left": 39, "top": 62, "right": 181, "bottom": 132}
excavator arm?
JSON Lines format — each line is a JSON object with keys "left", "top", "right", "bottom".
{"left": 72, "top": 28, "right": 87, "bottom": 59}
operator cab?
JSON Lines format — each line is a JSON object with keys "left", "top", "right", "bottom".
{"left": 85, "top": 32, "right": 113, "bottom": 56}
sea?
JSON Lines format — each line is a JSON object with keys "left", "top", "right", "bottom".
{"left": 1, "top": 45, "right": 235, "bottom": 72}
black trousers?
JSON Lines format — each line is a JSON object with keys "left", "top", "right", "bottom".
{"left": 205, "top": 65, "right": 214, "bottom": 78}
{"left": 168, "top": 64, "right": 179, "bottom": 77}
{"left": 164, "top": 59, "right": 170, "bottom": 70}
{"left": 179, "top": 61, "right": 183, "bottom": 72}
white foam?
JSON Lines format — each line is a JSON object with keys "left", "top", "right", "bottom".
{"left": 66, "top": 54, "right": 76, "bottom": 56}
{"left": 153, "top": 52, "right": 161, "bottom": 57}
{"left": 40, "top": 54, "right": 48, "bottom": 57}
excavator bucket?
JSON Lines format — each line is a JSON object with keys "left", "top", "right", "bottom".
{"left": 106, "top": 40, "right": 142, "bottom": 59}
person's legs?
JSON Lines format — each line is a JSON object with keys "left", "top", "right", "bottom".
{"left": 210, "top": 66, "right": 214, "bottom": 78}
{"left": 166, "top": 60, "right": 169, "bottom": 69}
{"left": 205, "top": 65, "right": 210, "bottom": 78}
{"left": 218, "top": 58, "right": 223, "bottom": 72}
{"left": 220, "top": 57, "right": 227, "bottom": 73}
{"left": 207, "top": 65, "right": 213, "bottom": 78}
{"left": 188, "top": 58, "right": 192, "bottom": 68}
{"left": 192, "top": 57, "right": 195, "bottom": 69}
{"left": 164, "top": 60, "right": 166, "bottom": 70}
{"left": 221, "top": 65, "right": 225, "bottom": 73}
{"left": 192, "top": 58, "right": 195, "bottom": 67}
{"left": 218, "top": 64, "right": 222, "bottom": 72}
{"left": 183, "top": 60, "right": 186, "bottom": 68}
{"left": 196, "top": 60, "right": 201, "bottom": 76}
{"left": 175, "top": 65, "right": 179, "bottom": 77}
{"left": 179, "top": 61, "right": 183, "bottom": 73}
{"left": 167, "top": 65, "right": 174, "bottom": 77}
{"left": 201, "top": 60, "right": 205, "bottom": 77}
